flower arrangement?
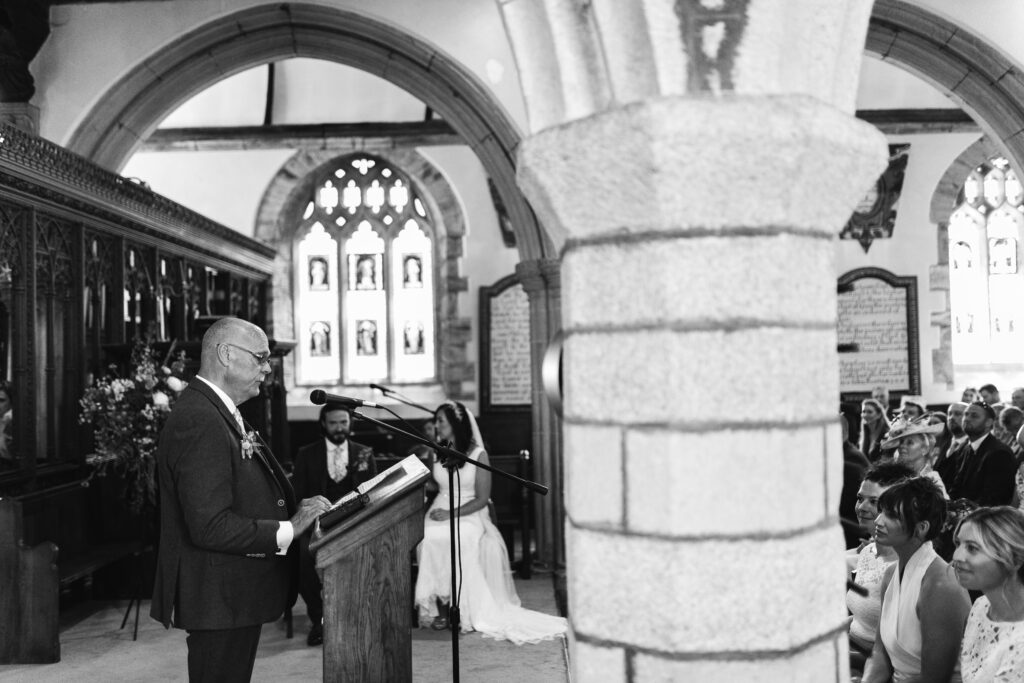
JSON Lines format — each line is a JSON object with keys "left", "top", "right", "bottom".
{"left": 79, "top": 338, "right": 188, "bottom": 514}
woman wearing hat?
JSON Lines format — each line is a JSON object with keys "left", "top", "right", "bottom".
{"left": 881, "top": 416, "right": 949, "bottom": 499}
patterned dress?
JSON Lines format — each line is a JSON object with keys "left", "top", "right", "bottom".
{"left": 960, "top": 595, "right": 1024, "bottom": 682}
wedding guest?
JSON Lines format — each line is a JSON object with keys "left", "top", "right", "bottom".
{"left": 899, "top": 396, "right": 926, "bottom": 421}
{"left": 872, "top": 386, "right": 891, "bottom": 413}
{"left": 860, "top": 398, "right": 891, "bottom": 463}
{"left": 841, "top": 414, "right": 870, "bottom": 549}
{"left": 936, "top": 402, "right": 969, "bottom": 484}
{"left": 1014, "top": 426, "right": 1024, "bottom": 511}
{"left": 1011, "top": 387, "right": 1024, "bottom": 412}
{"left": 946, "top": 401, "right": 1017, "bottom": 507}
{"left": 292, "top": 404, "right": 377, "bottom": 646}
{"left": 862, "top": 477, "right": 971, "bottom": 683}
{"left": 880, "top": 416, "right": 949, "bottom": 498}
{"left": 963, "top": 387, "right": 980, "bottom": 404}
{"left": 151, "top": 317, "right": 331, "bottom": 682}
{"left": 952, "top": 506, "right": 1024, "bottom": 682}
{"left": 414, "top": 401, "right": 566, "bottom": 643}
{"left": 999, "top": 405, "right": 1024, "bottom": 457}
{"left": 847, "top": 462, "right": 916, "bottom": 672}
{"left": 980, "top": 383, "right": 1002, "bottom": 406}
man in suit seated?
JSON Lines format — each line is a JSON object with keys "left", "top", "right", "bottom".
{"left": 292, "top": 404, "right": 378, "bottom": 645}
{"left": 943, "top": 400, "right": 1017, "bottom": 507}
{"left": 150, "top": 317, "right": 332, "bottom": 683}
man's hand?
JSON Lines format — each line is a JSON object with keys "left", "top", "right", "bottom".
{"left": 290, "top": 495, "right": 332, "bottom": 536}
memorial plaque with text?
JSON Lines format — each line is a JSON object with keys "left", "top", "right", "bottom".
{"left": 479, "top": 275, "right": 532, "bottom": 410}
{"left": 838, "top": 268, "right": 920, "bottom": 397}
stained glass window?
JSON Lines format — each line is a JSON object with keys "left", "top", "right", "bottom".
{"left": 949, "top": 156, "right": 1024, "bottom": 365}
{"left": 294, "top": 154, "right": 436, "bottom": 385}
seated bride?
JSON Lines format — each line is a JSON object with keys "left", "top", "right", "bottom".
{"left": 414, "top": 400, "right": 567, "bottom": 644}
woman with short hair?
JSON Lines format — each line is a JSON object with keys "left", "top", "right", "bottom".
{"left": 953, "top": 506, "right": 1024, "bottom": 682}
{"left": 862, "top": 477, "right": 972, "bottom": 683}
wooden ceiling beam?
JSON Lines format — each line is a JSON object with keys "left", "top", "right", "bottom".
{"left": 855, "top": 108, "right": 979, "bottom": 135}
{"left": 140, "top": 120, "right": 461, "bottom": 152}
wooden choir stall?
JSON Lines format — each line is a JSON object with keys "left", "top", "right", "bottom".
{"left": 309, "top": 455, "right": 430, "bottom": 683}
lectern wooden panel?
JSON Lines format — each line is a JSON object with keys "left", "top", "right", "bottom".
{"left": 310, "top": 457, "right": 429, "bottom": 683}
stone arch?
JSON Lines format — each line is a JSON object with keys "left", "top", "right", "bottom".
{"left": 868, "top": 0, "right": 1024, "bottom": 176}
{"left": 256, "top": 148, "right": 473, "bottom": 400}
{"left": 865, "top": 1, "right": 1024, "bottom": 388}
{"left": 63, "top": 3, "right": 553, "bottom": 261}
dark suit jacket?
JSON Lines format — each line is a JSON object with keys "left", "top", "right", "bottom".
{"left": 292, "top": 438, "right": 378, "bottom": 504}
{"left": 150, "top": 381, "right": 296, "bottom": 630}
{"left": 946, "top": 433, "right": 1017, "bottom": 507}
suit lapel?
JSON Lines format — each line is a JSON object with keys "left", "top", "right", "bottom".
{"left": 187, "top": 382, "right": 295, "bottom": 510}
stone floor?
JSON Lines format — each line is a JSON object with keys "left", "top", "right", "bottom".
{"left": 0, "top": 577, "right": 569, "bottom": 682}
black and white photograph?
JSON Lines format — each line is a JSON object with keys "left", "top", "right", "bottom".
{"left": 15, "top": 3, "right": 1024, "bottom": 681}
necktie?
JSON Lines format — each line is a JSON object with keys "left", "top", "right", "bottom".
{"left": 329, "top": 444, "right": 348, "bottom": 482}
{"left": 232, "top": 409, "right": 245, "bottom": 433}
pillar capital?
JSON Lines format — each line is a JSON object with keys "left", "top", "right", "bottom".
{"left": 518, "top": 95, "right": 886, "bottom": 252}
{"left": 515, "top": 257, "right": 561, "bottom": 296}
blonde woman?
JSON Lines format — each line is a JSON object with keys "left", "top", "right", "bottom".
{"left": 952, "top": 506, "right": 1024, "bottom": 681}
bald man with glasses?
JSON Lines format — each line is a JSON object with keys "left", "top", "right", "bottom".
{"left": 151, "top": 317, "right": 331, "bottom": 683}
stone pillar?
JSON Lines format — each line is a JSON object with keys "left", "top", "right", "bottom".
{"left": 518, "top": 95, "right": 885, "bottom": 680}
{"left": 515, "top": 258, "right": 564, "bottom": 570}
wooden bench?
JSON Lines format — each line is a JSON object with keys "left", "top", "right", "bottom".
{"left": 0, "top": 480, "right": 145, "bottom": 664}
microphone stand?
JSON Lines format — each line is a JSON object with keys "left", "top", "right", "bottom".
{"left": 371, "top": 384, "right": 435, "bottom": 416}
{"left": 346, "top": 408, "right": 547, "bottom": 683}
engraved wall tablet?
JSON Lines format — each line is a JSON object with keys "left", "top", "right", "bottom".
{"left": 837, "top": 268, "right": 921, "bottom": 398}
{"left": 479, "top": 275, "right": 531, "bottom": 408}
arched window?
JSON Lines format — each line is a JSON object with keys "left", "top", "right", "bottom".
{"left": 948, "top": 156, "right": 1024, "bottom": 365}
{"left": 293, "top": 154, "right": 436, "bottom": 385}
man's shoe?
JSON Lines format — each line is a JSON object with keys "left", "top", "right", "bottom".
{"left": 307, "top": 624, "right": 323, "bottom": 646}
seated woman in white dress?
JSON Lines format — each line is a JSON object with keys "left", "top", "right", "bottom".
{"left": 862, "top": 477, "right": 972, "bottom": 683}
{"left": 880, "top": 416, "right": 949, "bottom": 499}
{"left": 847, "top": 462, "right": 916, "bottom": 670}
{"left": 414, "top": 400, "right": 567, "bottom": 644}
{"left": 952, "top": 506, "right": 1024, "bottom": 682}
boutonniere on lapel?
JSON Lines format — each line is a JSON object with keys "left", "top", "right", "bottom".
{"left": 356, "top": 448, "right": 372, "bottom": 472}
{"left": 240, "top": 430, "right": 259, "bottom": 460}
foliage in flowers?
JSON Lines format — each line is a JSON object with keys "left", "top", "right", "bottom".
{"left": 79, "top": 339, "right": 188, "bottom": 513}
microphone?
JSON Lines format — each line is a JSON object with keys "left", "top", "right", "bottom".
{"left": 309, "top": 390, "right": 381, "bottom": 409}
{"left": 369, "top": 383, "right": 391, "bottom": 394}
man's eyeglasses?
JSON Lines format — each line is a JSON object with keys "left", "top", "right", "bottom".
{"left": 223, "top": 343, "right": 271, "bottom": 365}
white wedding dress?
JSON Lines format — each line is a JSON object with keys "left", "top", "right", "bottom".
{"left": 414, "top": 447, "right": 567, "bottom": 644}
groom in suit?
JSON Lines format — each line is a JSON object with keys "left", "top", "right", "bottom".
{"left": 292, "top": 403, "right": 378, "bottom": 645}
{"left": 151, "top": 317, "right": 331, "bottom": 683}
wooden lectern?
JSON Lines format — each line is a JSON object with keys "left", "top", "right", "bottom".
{"left": 309, "top": 456, "right": 430, "bottom": 682}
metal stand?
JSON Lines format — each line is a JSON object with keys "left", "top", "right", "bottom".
{"left": 346, "top": 408, "right": 547, "bottom": 683}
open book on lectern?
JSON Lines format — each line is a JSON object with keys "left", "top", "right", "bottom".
{"left": 317, "top": 454, "right": 429, "bottom": 532}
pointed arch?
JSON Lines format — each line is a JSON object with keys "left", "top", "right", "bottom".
{"left": 63, "top": 3, "right": 552, "bottom": 260}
